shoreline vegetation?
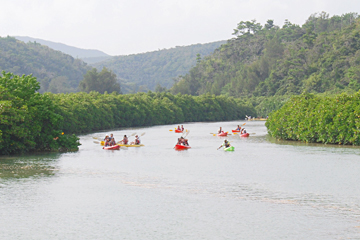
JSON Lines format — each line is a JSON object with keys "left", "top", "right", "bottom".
{"left": 0, "top": 71, "right": 255, "bottom": 155}
{"left": 266, "top": 92, "right": 360, "bottom": 145}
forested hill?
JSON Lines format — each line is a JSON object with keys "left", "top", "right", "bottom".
{"left": 92, "top": 41, "right": 226, "bottom": 93}
{"left": 0, "top": 36, "right": 91, "bottom": 93}
{"left": 171, "top": 12, "right": 360, "bottom": 97}
{"left": 14, "top": 36, "right": 111, "bottom": 63}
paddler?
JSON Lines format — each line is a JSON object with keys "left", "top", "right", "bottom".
{"left": 236, "top": 125, "right": 241, "bottom": 131}
{"left": 130, "top": 135, "right": 141, "bottom": 145}
{"left": 181, "top": 125, "right": 184, "bottom": 131}
{"left": 119, "top": 135, "right": 128, "bottom": 145}
{"left": 104, "top": 136, "right": 111, "bottom": 147}
{"left": 177, "top": 125, "right": 181, "bottom": 130}
{"left": 109, "top": 133, "right": 116, "bottom": 146}
{"left": 218, "top": 127, "right": 223, "bottom": 134}
{"left": 241, "top": 128, "right": 247, "bottom": 134}
{"left": 218, "top": 139, "right": 230, "bottom": 149}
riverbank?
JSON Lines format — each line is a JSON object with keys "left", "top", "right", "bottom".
{"left": 266, "top": 92, "right": 360, "bottom": 145}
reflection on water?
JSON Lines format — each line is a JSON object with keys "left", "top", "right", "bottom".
{"left": 0, "top": 153, "right": 61, "bottom": 179}
{"left": 1, "top": 121, "right": 360, "bottom": 239}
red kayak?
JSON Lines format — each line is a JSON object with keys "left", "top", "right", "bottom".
{"left": 103, "top": 145, "right": 120, "bottom": 150}
{"left": 175, "top": 129, "right": 183, "bottom": 133}
{"left": 217, "top": 132, "right": 228, "bottom": 137}
{"left": 232, "top": 130, "right": 241, "bottom": 132}
{"left": 240, "top": 133, "right": 250, "bottom": 137}
{"left": 174, "top": 144, "right": 191, "bottom": 150}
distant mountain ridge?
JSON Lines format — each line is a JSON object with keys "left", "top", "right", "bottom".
{"left": 14, "top": 36, "right": 111, "bottom": 60}
{"left": 92, "top": 40, "right": 227, "bottom": 93}
{"left": 0, "top": 36, "right": 91, "bottom": 93}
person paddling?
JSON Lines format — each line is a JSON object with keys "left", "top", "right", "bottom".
{"left": 218, "top": 139, "right": 230, "bottom": 149}
{"left": 218, "top": 127, "right": 223, "bottom": 134}
{"left": 130, "top": 135, "right": 141, "bottom": 145}
{"left": 119, "top": 135, "right": 128, "bottom": 145}
{"left": 236, "top": 125, "right": 241, "bottom": 131}
{"left": 181, "top": 125, "right": 184, "bottom": 131}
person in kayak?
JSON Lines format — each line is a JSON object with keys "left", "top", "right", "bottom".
{"left": 104, "top": 136, "right": 111, "bottom": 147}
{"left": 241, "top": 128, "right": 247, "bottom": 134}
{"left": 177, "top": 125, "right": 181, "bottom": 130}
{"left": 236, "top": 125, "right": 241, "bottom": 131}
{"left": 184, "top": 139, "right": 189, "bottom": 146}
{"left": 119, "top": 135, "right": 128, "bottom": 145}
{"left": 218, "top": 139, "right": 231, "bottom": 149}
{"left": 109, "top": 134, "right": 116, "bottom": 146}
{"left": 130, "top": 135, "right": 141, "bottom": 145}
{"left": 218, "top": 127, "right": 223, "bottom": 134}
{"left": 181, "top": 125, "right": 184, "bottom": 131}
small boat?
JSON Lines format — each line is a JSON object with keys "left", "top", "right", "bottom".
{"left": 117, "top": 144, "right": 145, "bottom": 147}
{"left": 103, "top": 145, "right": 120, "bottom": 150}
{"left": 224, "top": 146, "right": 235, "bottom": 151}
{"left": 174, "top": 129, "right": 183, "bottom": 133}
{"left": 217, "top": 132, "right": 228, "bottom": 137}
{"left": 174, "top": 144, "right": 191, "bottom": 150}
{"left": 240, "top": 133, "right": 250, "bottom": 137}
{"left": 232, "top": 130, "right": 241, "bottom": 132}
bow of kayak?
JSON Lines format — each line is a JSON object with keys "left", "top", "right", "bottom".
{"left": 103, "top": 145, "right": 120, "bottom": 150}
{"left": 224, "top": 146, "right": 235, "bottom": 151}
{"left": 174, "top": 144, "right": 191, "bottom": 150}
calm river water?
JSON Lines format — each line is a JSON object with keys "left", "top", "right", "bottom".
{"left": 1, "top": 121, "right": 360, "bottom": 239}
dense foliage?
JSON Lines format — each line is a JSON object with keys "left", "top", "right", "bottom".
{"left": 266, "top": 92, "right": 360, "bottom": 145}
{"left": 79, "top": 67, "right": 121, "bottom": 94}
{"left": 0, "top": 72, "right": 80, "bottom": 155}
{"left": 50, "top": 91, "right": 255, "bottom": 134}
{"left": 0, "top": 36, "right": 91, "bottom": 93}
{"left": 171, "top": 12, "right": 360, "bottom": 98}
{"left": 92, "top": 41, "right": 226, "bottom": 93}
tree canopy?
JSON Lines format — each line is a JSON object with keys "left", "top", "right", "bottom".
{"left": 79, "top": 67, "right": 121, "bottom": 94}
{"left": 171, "top": 12, "right": 360, "bottom": 98}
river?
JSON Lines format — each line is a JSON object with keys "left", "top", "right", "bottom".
{"left": 1, "top": 121, "right": 360, "bottom": 239}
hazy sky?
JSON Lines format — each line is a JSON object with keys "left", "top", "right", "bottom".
{"left": 1, "top": 0, "right": 359, "bottom": 56}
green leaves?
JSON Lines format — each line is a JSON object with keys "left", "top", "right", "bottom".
{"left": 266, "top": 91, "right": 360, "bottom": 145}
{"left": 0, "top": 72, "right": 80, "bottom": 155}
{"left": 79, "top": 67, "right": 121, "bottom": 94}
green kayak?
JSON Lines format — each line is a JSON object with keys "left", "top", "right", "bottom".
{"left": 224, "top": 146, "right": 235, "bottom": 151}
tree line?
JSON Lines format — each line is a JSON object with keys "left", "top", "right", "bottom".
{"left": 171, "top": 12, "right": 360, "bottom": 100}
{"left": 266, "top": 91, "right": 360, "bottom": 145}
{"left": 0, "top": 71, "right": 255, "bottom": 155}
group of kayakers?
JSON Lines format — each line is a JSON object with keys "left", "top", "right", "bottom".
{"left": 177, "top": 125, "right": 185, "bottom": 131}
{"left": 104, "top": 133, "right": 116, "bottom": 147}
{"left": 219, "top": 125, "right": 247, "bottom": 134}
{"left": 104, "top": 133, "right": 141, "bottom": 146}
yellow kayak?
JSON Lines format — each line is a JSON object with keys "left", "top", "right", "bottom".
{"left": 117, "top": 144, "right": 144, "bottom": 147}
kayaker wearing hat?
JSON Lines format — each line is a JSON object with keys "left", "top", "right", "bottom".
{"left": 241, "top": 128, "right": 247, "bottom": 134}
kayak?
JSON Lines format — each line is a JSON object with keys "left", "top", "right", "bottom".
{"left": 217, "top": 132, "right": 228, "bottom": 137}
{"left": 175, "top": 129, "right": 183, "bottom": 133}
{"left": 103, "top": 145, "right": 120, "bottom": 150}
{"left": 224, "top": 146, "right": 235, "bottom": 151}
{"left": 240, "top": 133, "right": 250, "bottom": 137}
{"left": 117, "top": 144, "right": 144, "bottom": 147}
{"left": 174, "top": 144, "right": 191, "bottom": 150}
{"left": 232, "top": 130, "right": 241, "bottom": 132}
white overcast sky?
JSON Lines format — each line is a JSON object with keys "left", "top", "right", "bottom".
{"left": 1, "top": 0, "right": 359, "bottom": 56}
